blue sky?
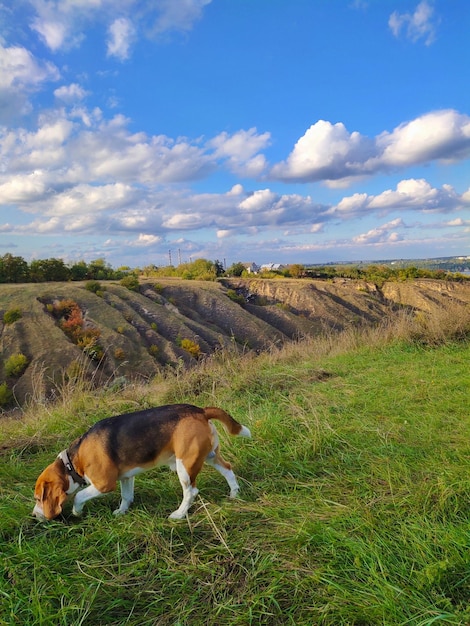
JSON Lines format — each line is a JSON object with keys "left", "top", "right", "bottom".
{"left": 0, "top": 0, "right": 469, "bottom": 268}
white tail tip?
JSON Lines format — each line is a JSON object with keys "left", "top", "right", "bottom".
{"left": 239, "top": 425, "right": 251, "bottom": 438}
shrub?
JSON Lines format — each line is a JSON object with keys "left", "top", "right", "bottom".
{"left": 148, "top": 344, "right": 159, "bottom": 357}
{"left": 85, "top": 280, "right": 105, "bottom": 295}
{"left": 84, "top": 343, "right": 104, "bottom": 361}
{"left": 0, "top": 382, "right": 12, "bottom": 407}
{"left": 180, "top": 338, "right": 202, "bottom": 359}
{"left": 3, "top": 308, "right": 22, "bottom": 324}
{"left": 60, "top": 302, "right": 84, "bottom": 342}
{"left": 120, "top": 275, "right": 140, "bottom": 291}
{"left": 4, "top": 353, "right": 29, "bottom": 377}
{"left": 227, "top": 289, "right": 245, "bottom": 305}
{"left": 52, "top": 299, "right": 103, "bottom": 360}
{"left": 76, "top": 328, "right": 101, "bottom": 349}
{"left": 114, "top": 348, "right": 126, "bottom": 361}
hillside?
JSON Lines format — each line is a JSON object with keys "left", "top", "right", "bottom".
{"left": 1, "top": 277, "right": 469, "bottom": 409}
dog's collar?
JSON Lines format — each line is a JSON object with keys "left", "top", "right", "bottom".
{"left": 58, "top": 450, "right": 87, "bottom": 486}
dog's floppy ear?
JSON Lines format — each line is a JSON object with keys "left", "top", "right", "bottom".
{"left": 40, "top": 482, "right": 67, "bottom": 520}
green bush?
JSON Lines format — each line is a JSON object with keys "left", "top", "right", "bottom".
{"left": 3, "top": 308, "right": 22, "bottom": 324}
{"left": 148, "top": 344, "right": 159, "bottom": 357}
{"left": 0, "top": 382, "right": 12, "bottom": 407}
{"left": 120, "top": 275, "right": 140, "bottom": 291}
{"left": 226, "top": 289, "right": 245, "bottom": 305}
{"left": 4, "top": 353, "right": 29, "bottom": 377}
{"left": 85, "top": 280, "right": 105, "bottom": 295}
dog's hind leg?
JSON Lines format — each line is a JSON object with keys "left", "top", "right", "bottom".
{"left": 114, "top": 476, "right": 135, "bottom": 515}
{"left": 168, "top": 458, "right": 200, "bottom": 519}
{"left": 205, "top": 449, "right": 240, "bottom": 498}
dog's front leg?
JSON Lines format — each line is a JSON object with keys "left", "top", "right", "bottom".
{"left": 113, "top": 476, "right": 135, "bottom": 516}
{"left": 72, "top": 484, "right": 106, "bottom": 516}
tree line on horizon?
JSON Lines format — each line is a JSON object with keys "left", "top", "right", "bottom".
{"left": 0, "top": 252, "right": 468, "bottom": 285}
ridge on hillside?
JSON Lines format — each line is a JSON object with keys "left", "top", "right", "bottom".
{"left": 1, "top": 277, "right": 469, "bottom": 408}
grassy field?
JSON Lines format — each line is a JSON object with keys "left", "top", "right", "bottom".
{"left": 1, "top": 309, "right": 469, "bottom": 625}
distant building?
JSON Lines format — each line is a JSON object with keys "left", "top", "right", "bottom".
{"left": 242, "top": 262, "right": 260, "bottom": 274}
{"left": 260, "top": 263, "right": 284, "bottom": 272}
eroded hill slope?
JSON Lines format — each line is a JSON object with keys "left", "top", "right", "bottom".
{"left": 0, "top": 277, "right": 468, "bottom": 408}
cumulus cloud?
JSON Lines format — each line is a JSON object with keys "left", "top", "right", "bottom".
{"left": 377, "top": 110, "right": 470, "bottom": 166}
{"left": 31, "top": 17, "right": 71, "bottom": 51}
{"left": 209, "top": 128, "right": 271, "bottom": 177}
{"left": 328, "top": 179, "right": 468, "bottom": 219}
{"left": 2, "top": 100, "right": 469, "bottom": 250}
{"left": 0, "top": 44, "right": 59, "bottom": 119}
{"left": 389, "top": 1, "right": 438, "bottom": 46}
{"left": 107, "top": 17, "right": 135, "bottom": 60}
{"left": 271, "top": 120, "right": 373, "bottom": 183}
{"left": 0, "top": 109, "right": 215, "bottom": 185}
{"left": 271, "top": 110, "right": 470, "bottom": 184}
{"left": 0, "top": 172, "right": 47, "bottom": 204}
{"left": 353, "top": 218, "right": 405, "bottom": 245}
{"left": 54, "top": 83, "right": 89, "bottom": 103}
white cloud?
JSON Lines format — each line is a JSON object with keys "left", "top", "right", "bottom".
{"left": 389, "top": 1, "right": 438, "bottom": 46}
{"left": 2, "top": 101, "right": 469, "bottom": 250}
{"left": 21, "top": 0, "right": 212, "bottom": 57}
{"left": 353, "top": 218, "right": 405, "bottom": 245}
{"left": 376, "top": 110, "right": 470, "bottom": 167}
{"left": 271, "top": 119, "right": 374, "bottom": 182}
{"left": 132, "top": 233, "right": 163, "bottom": 246}
{"left": 209, "top": 128, "right": 271, "bottom": 177}
{"left": 0, "top": 172, "right": 47, "bottom": 203}
{"left": 107, "top": 17, "right": 135, "bottom": 60}
{"left": 54, "top": 83, "right": 89, "bottom": 103}
{"left": 38, "top": 182, "right": 138, "bottom": 216}
{"left": 272, "top": 110, "right": 470, "bottom": 184}
{"left": 0, "top": 45, "right": 58, "bottom": 89}
{"left": 0, "top": 44, "right": 59, "bottom": 119}
{"left": 149, "top": 0, "right": 213, "bottom": 36}
{"left": 31, "top": 17, "right": 70, "bottom": 51}
{"left": 329, "top": 179, "right": 468, "bottom": 219}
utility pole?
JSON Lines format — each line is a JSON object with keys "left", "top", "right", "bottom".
{"left": 168, "top": 250, "right": 172, "bottom": 266}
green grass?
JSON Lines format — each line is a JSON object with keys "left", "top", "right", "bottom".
{"left": 1, "top": 318, "right": 470, "bottom": 624}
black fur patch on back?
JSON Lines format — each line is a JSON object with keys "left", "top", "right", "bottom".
{"left": 84, "top": 404, "right": 203, "bottom": 466}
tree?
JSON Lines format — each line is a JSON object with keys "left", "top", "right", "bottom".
{"left": 0, "top": 254, "right": 29, "bottom": 283}
{"left": 87, "top": 258, "right": 113, "bottom": 280}
{"left": 30, "top": 258, "right": 71, "bottom": 282}
{"left": 226, "top": 262, "right": 246, "bottom": 277}
{"left": 213, "top": 259, "right": 225, "bottom": 277}
{"left": 69, "top": 261, "right": 88, "bottom": 281}
{"left": 288, "top": 264, "right": 305, "bottom": 278}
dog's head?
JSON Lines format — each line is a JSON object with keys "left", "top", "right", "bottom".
{"left": 33, "top": 460, "right": 68, "bottom": 521}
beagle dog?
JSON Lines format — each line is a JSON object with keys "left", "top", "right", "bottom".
{"left": 33, "top": 404, "right": 251, "bottom": 521}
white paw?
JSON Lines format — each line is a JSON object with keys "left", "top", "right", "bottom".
{"left": 113, "top": 508, "right": 125, "bottom": 516}
{"left": 229, "top": 488, "right": 240, "bottom": 499}
{"left": 168, "top": 510, "right": 185, "bottom": 520}
{"left": 72, "top": 507, "right": 83, "bottom": 517}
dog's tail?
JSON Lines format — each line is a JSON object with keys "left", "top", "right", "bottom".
{"left": 203, "top": 407, "right": 251, "bottom": 438}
